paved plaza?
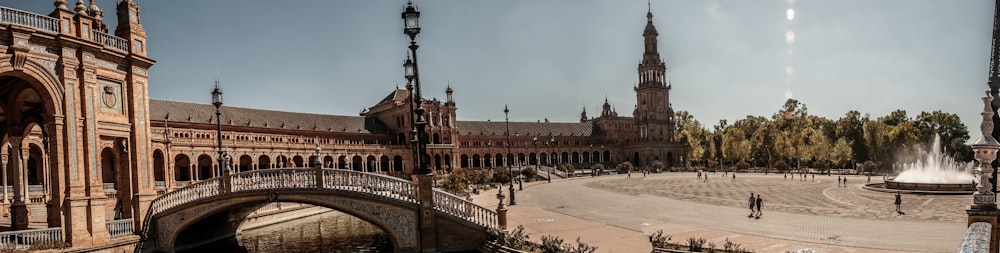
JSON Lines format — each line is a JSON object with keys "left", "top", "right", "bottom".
{"left": 473, "top": 172, "right": 968, "bottom": 253}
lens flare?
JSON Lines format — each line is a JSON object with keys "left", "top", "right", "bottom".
{"left": 785, "top": 65, "right": 793, "bottom": 75}
{"left": 785, "top": 31, "right": 795, "bottom": 44}
{"left": 786, "top": 8, "right": 795, "bottom": 20}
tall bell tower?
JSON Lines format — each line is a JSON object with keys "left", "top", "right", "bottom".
{"left": 988, "top": 0, "right": 1000, "bottom": 193}
{"left": 633, "top": 4, "right": 674, "bottom": 142}
{"left": 115, "top": 0, "right": 147, "bottom": 56}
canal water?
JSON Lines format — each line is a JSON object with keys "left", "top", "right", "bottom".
{"left": 184, "top": 209, "right": 393, "bottom": 253}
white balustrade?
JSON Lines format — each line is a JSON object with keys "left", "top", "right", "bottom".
{"left": 0, "top": 7, "right": 59, "bottom": 33}
{"left": 106, "top": 219, "right": 133, "bottom": 237}
{"left": 433, "top": 190, "right": 499, "bottom": 229}
{"left": 93, "top": 30, "right": 129, "bottom": 52}
{"left": 0, "top": 227, "right": 62, "bottom": 248}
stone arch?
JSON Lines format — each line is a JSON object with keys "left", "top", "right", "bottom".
{"left": 323, "top": 155, "right": 334, "bottom": 168}
{"left": 582, "top": 152, "right": 590, "bottom": 163}
{"left": 197, "top": 154, "right": 212, "bottom": 180}
{"left": 156, "top": 192, "right": 418, "bottom": 252}
{"left": 460, "top": 154, "right": 469, "bottom": 168}
{"left": 592, "top": 151, "right": 600, "bottom": 163}
{"left": 443, "top": 154, "right": 451, "bottom": 168}
{"left": 0, "top": 57, "right": 66, "bottom": 116}
{"left": 495, "top": 153, "right": 504, "bottom": 167}
{"left": 174, "top": 154, "right": 191, "bottom": 181}
{"left": 292, "top": 155, "right": 304, "bottom": 167}
{"left": 338, "top": 155, "right": 348, "bottom": 170}
{"left": 472, "top": 154, "right": 480, "bottom": 168}
{"left": 100, "top": 148, "right": 117, "bottom": 187}
{"left": 571, "top": 152, "right": 580, "bottom": 164}
{"left": 379, "top": 156, "right": 390, "bottom": 172}
{"left": 152, "top": 149, "right": 165, "bottom": 182}
{"left": 366, "top": 155, "right": 376, "bottom": 172}
{"left": 257, "top": 155, "right": 271, "bottom": 169}
{"left": 351, "top": 155, "right": 362, "bottom": 171}
{"left": 603, "top": 150, "right": 611, "bottom": 163}
{"left": 393, "top": 155, "right": 403, "bottom": 171}
{"left": 238, "top": 155, "right": 252, "bottom": 172}
{"left": 561, "top": 152, "right": 569, "bottom": 164}
{"left": 483, "top": 154, "right": 492, "bottom": 168}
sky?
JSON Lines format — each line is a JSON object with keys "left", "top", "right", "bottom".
{"left": 4, "top": 0, "right": 995, "bottom": 141}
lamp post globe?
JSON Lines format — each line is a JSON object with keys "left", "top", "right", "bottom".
{"left": 211, "top": 83, "right": 227, "bottom": 174}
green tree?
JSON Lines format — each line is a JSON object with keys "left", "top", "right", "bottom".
{"left": 831, "top": 138, "right": 853, "bottom": 169}
{"left": 914, "top": 110, "right": 973, "bottom": 161}
{"left": 836, "top": 110, "right": 868, "bottom": 163}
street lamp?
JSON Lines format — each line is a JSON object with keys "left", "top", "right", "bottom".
{"left": 211, "top": 81, "right": 228, "bottom": 175}
{"left": 549, "top": 137, "right": 555, "bottom": 183}
{"left": 533, "top": 135, "right": 540, "bottom": 182}
{"left": 504, "top": 105, "right": 515, "bottom": 205}
{"left": 402, "top": 0, "right": 430, "bottom": 175}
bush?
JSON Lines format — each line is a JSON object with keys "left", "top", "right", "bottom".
{"left": 774, "top": 160, "right": 789, "bottom": 172}
{"left": 492, "top": 168, "right": 511, "bottom": 185}
{"left": 649, "top": 229, "right": 672, "bottom": 248}
{"left": 618, "top": 161, "right": 633, "bottom": 173}
{"left": 567, "top": 237, "right": 598, "bottom": 253}
{"left": 652, "top": 160, "right": 665, "bottom": 171}
{"left": 539, "top": 235, "right": 565, "bottom": 253}
{"left": 687, "top": 237, "right": 707, "bottom": 252}
{"left": 735, "top": 161, "right": 750, "bottom": 171}
{"left": 521, "top": 166, "right": 538, "bottom": 181}
{"left": 489, "top": 225, "right": 531, "bottom": 250}
{"left": 435, "top": 169, "right": 470, "bottom": 196}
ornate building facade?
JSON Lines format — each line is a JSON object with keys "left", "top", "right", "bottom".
{"left": 0, "top": 1, "right": 685, "bottom": 246}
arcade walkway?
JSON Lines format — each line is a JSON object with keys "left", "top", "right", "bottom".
{"left": 472, "top": 172, "right": 966, "bottom": 253}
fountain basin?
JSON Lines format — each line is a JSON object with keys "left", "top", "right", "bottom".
{"left": 864, "top": 179, "right": 974, "bottom": 195}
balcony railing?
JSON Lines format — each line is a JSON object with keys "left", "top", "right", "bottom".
{"left": 93, "top": 30, "right": 128, "bottom": 53}
{"left": 0, "top": 6, "right": 58, "bottom": 34}
{"left": 0, "top": 227, "right": 62, "bottom": 249}
{"left": 106, "top": 219, "right": 134, "bottom": 238}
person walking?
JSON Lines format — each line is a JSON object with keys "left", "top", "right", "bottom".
{"left": 843, "top": 177, "right": 848, "bottom": 187}
{"left": 732, "top": 173, "right": 736, "bottom": 182}
{"left": 894, "top": 192, "right": 902, "bottom": 213}
{"left": 837, "top": 176, "right": 841, "bottom": 186}
{"left": 748, "top": 193, "right": 756, "bottom": 217}
{"left": 627, "top": 168, "right": 631, "bottom": 179}
{"left": 755, "top": 195, "right": 763, "bottom": 218}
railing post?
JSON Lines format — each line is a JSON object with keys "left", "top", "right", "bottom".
{"left": 221, "top": 169, "right": 232, "bottom": 194}
{"left": 967, "top": 90, "right": 1000, "bottom": 253}
{"left": 315, "top": 162, "right": 324, "bottom": 190}
{"left": 412, "top": 174, "right": 437, "bottom": 251}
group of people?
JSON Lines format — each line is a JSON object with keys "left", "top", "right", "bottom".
{"left": 836, "top": 176, "right": 848, "bottom": 187}
{"left": 747, "top": 193, "right": 763, "bottom": 219}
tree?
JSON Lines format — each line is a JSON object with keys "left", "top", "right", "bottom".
{"left": 914, "top": 111, "right": 973, "bottom": 161}
{"left": 618, "top": 161, "right": 634, "bottom": 173}
{"left": 651, "top": 160, "right": 665, "bottom": 172}
{"left": 675, "top": 111, "right": 708, "bottom": 166}
{"left": 831, "top": 138, "right": 853, "bottom": 169}
{"left": 836, "top": 110, "right": 868, "bottom": 162}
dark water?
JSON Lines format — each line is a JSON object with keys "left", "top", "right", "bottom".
{"left": 183, "top": 210, "right": 393, "bottom": 253}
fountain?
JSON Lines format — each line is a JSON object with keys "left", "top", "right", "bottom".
{"left": 876, "top": 134, "right": 976, "bottom": 194}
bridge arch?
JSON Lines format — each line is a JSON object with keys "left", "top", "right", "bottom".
{"left": 158, "top": 191, "right": 417, "bottom": 252}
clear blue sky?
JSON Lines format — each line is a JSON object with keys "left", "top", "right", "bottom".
{"left": 5, "top": 0, "right": 994, "bottom": 140}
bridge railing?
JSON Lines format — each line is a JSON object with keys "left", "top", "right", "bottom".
{"left": 232, "top": 168, "right": 316, "bottom": 191}
{"left": 433, "top": 190, "right": 499, "bottom": 229}
{"left": 322, "top": 169, "right": 417, "bottom": 203}
{"left": 149, "top": 177, "right": 221, "bottom": 214}
{"left": 0, "top": 227, "right": 62, "bottom": 248}
{"left": 957, "top": 222, "right": 990, "bottom": 253}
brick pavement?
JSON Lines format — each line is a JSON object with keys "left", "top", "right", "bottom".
{"left": 473, "top": 172, "right": 967, "bottom": 253}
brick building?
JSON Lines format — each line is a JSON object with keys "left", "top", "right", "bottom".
{"left": 0, "top": 1, "right": 683, "bottom": 246}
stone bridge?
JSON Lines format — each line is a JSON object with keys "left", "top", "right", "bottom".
{"left": 135, "top": 168, "right": 500, "bottom": 253}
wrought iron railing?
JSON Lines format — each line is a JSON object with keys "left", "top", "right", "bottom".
{"left": 0, "top": 227, "right": 61, "bottom": 248}
{"left": 93, "top": 30, "right": 128, "bottom": 52}
{"left": 0, "top": 6, "right": 58, "bottom": 33}
{"left": 107, "top": 219, "right": 133, "bottom": 238}
{"left": 433, "top": 190, "right": 499, "bottom": 229}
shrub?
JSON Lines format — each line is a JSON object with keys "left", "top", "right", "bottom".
{"left": 687, "top": 237, "right": 707, "bottom": 252}
{"left": 648, "top": 229, "right": 672, "bottom": 248}
{"left": 736, "top": 161, "right": 750, "bottom": 171}
{"left": 539, "top": 235, "right": 565, "bottom": 253}
{"left": 652, "top": 160, "right": 665, "bottom": 171}
{"left": 567, "top": 237, "right": 598, "bottom": 253}
{"left": 618, "top": 161, "right": 633, "bottom": 173}
{"left": 521, "top": 166, "right": 538, "bottom": 181}
{"left": 774, "top": 160, "right": 789, "bottom": 172}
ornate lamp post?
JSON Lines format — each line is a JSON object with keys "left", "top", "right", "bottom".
{"left": 533, "top": 135, "right": 539, "bottom": 181}
{"left": 504, "top": 105, "right": 515, "bottom": 205}
{"left": 211, "top": 82, "right": 227, "bottom": 175}
{"left": 549, "top": 137, "right": 555, "bottom": 183}
{"left": 972, "top": 90, "right": 1000, "bottom": 209}
{"left": 403, "top": 0, "right": 430, "bottom": 175}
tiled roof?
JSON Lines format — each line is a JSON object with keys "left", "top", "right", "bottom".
{"left": 148, "top": 99, "right": 388, "bottom": 134}
{"left": 456, "top": 121, "right": 594, "bottom": 137}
